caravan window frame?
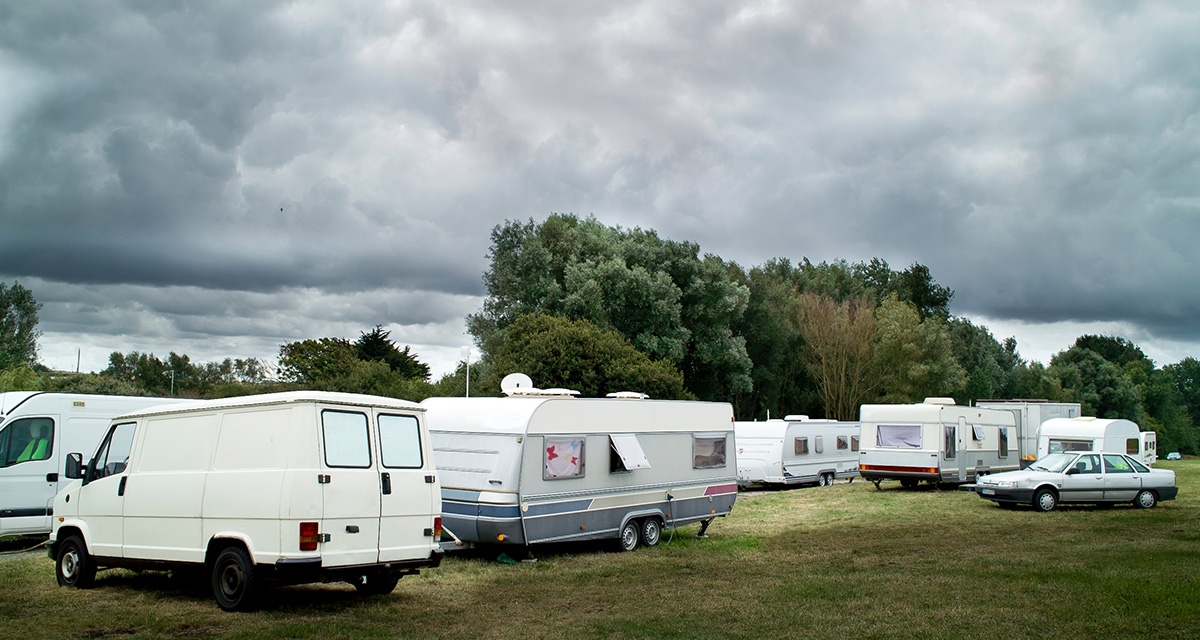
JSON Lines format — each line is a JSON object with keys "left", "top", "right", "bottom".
{"left": 944, "top": 425, "right": 956, "bottom": 459}
{"left": 544, "top": 436, "right": 586, "bottom": 480}
{"left": 876, "top": 424, "right": 921, "bottom": 448}
{"left": 837, "top": 435, "right": 849, "bottom": 450}
{"left": 693, "top": 433, "right": 728, "bottom": 469}
{"left": 609, "top": 434, "right": 651, "bottom": 474}
{"left": 998, "top": 428, "right": 1009, "bottom": 458}
{"left": 794, "top": 437, "right": 808, "bottom": 455}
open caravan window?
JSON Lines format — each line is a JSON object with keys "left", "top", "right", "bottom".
{"left": 693, "top": 433, "right": 727, "bottom": 468}
{"left": 876, "top": 424, "right": 921, "bottom": 448}
{"left": 609, "top": 434, "right": 651, "bottom": 473}
{"left": 972, "top": 425, "right": 986, "bottom": 441}
{"left": 544, "top": 437, "right": 585, "bottom": 480}
{"left": 999, "top": 428, "right": 1009, "bottom": 458}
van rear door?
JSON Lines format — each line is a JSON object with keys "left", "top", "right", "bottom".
{"left": 375, "top": 411, "right": 437, "bottom": 562}
{"left": 318, "top": 409, "right": 382, "bottom": 567}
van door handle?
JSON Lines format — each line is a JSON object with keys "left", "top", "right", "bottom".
{"left": 47, "top": 473, "right": 59, "bottom": 482}
{"left": 381, "top": 472, "right": 392, "bottom": 495}
{"left": 118, "top": 476, "right": 127, "bottom": 496}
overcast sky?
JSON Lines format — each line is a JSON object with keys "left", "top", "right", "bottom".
{"left": 3, "top": 1, "right": 1198, "bottom": 380}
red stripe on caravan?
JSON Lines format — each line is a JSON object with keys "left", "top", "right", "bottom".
{"left": 705, "top": 483, "right": 738, "bottom": 496}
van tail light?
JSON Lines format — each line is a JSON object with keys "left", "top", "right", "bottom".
{"left": 433, "top": 517, "right": 443, "bottom": 538}
{"left": 300, "top": 522, "right": 319, "bottom": 551}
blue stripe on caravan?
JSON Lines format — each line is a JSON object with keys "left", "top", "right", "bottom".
{"left": 523, "top": 499, "right": 593, "bottom": 517}
{"left": 442, "top": 500, "right": 522, "bottom": 519}
{"left": 441, "top": 501, "right": 479, "bottom": 517}
{"left": 479, "top": 504, "right": 521, "bottom": 518}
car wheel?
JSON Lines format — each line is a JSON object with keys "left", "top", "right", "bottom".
{"left": 1134, "top": 490, "right": 1157, "bottom": 509}
{"left": 640, "top": 518, "right": 662, "bottom": 547}
{"left": 617, "top": 520, "right": 640, "bottom": 552}
{"left": 211, "top": 546, "right": 259, "bottom": 612}
{"left": 1033, "top": 488, "right": 1057, "bottom": 512}
{"left": 56, "top": 535, "right": 97, "bottom": 589}
{"left": 353, "top": 573, "right": 400, "bottom": 596}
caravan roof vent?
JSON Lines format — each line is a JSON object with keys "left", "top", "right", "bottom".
{"left": 606, "top": 392, "right": 649, "bottom": 400}
{"left": 782, "top": 415, "right": 809, "bottom": 421}
{"left": 923, "top": 397, "right": 957, "bottom": 405}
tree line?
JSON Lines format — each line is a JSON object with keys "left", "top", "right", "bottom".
{"left": 2, "top": 214, "right": 1198, "bottom": 455}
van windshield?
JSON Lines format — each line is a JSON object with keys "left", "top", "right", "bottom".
{"left": 1029, "top": 453, "right": 1076, "bottom": 473}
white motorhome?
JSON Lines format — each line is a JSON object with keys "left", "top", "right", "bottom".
{"left": 48, "top": 391, "right": 443, "bottom": 611}
{"left": 1037, "top": 417, "right": 1157, "bottom": 465}
{"left": 1, "top": 392, "right": 187, "bottom": 538}
{"left": 423, "top": 387, "right": 737, "bottom": 552}
{"left": 734, "top": 416, "right": 860, "bottom": 487}
{"left": 974, "top": 400, "right": 1082, "bottom": 467}
{"left": 858, "top": 398, "right": 1018, "bottom": 488}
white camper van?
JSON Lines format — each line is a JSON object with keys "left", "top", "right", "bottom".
{"left": 858, "top": 398, "right": 1018, "bottom": 488}
{"left": 1, "top": 392, "right": 186, "bottom": 538}
{"left": 423, "top": 386, "right": 737, "bottom": 552}
{"left": 47, "top": 391, "right": 443, "bottom": 611}
{"left": 974, "top": 400, "right": 1082, "bottom": 467}
{"left": 734, "top": 416, "right": 860, "bottom": 487}
{"left": 1037, "top": 417, "right": 1157, "bottom": 465}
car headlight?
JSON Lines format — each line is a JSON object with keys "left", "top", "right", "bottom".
{"left": 994, "top": 480, "right": 1017, "bottom": 489}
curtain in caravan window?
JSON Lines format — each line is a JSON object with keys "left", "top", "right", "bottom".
{"left": 851, "top": 435, "right": 860, "bottom": 451}
{"left": 814, "top": 436, "right": 824, "bottom": 454}
{"left": 944, "top": 425, "right": 956, "bottom": 459}
{"left": 545, "top": 437, "right": 585, "bottom": 478}
{"left": 998, "top": 428, "right": 1009, "bottom": 457}
{"left": 877, "top": 425, "right": 921, "bottom": 448}
{"left": 795, "top": 437, "right": 808, "bottom": 455}
{"left": 972, "top": 425, "right": 986, "bottom": 441}
{"left": 609, "top": 434, "right": 651, "bottom": 471}
{"left": 837, "top": 436, "right": 849, "bottom": 450}
{"left": 693, "top": 434, "right": 727, "bottom": 468}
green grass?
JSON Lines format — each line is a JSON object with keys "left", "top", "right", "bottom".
{"left": 3, "top": 460, "right": 1198, "bottom": 639}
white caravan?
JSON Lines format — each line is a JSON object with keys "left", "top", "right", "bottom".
{"left": 858, "top": 398, "right": 1018, "bottom": 488}
{"left": 1, "top": 392, "right": 186, "bottom": 538}
{"left": 974, "top": 400, "right": 1082, "bottom": 467}
{"left": 48, "top": 391, "right": 443, "bottom": 611}
{"left": 1037, "top": 417, "right": 1157, "bottom": 465}
{"left": 734, "top": 416, "right": 860, "bottom": 487}
{"left": 423, "top": 389, "right": 737, "bottom": 552}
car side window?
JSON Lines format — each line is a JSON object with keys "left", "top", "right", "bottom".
{"left": 91, "top": 422, "right": 136, "bottom": 480}
{"left": 1072, "top": 454, "right": 1100, "bottom": 474}
{"left": 1103, "top": 454, "right": 1133, "bottom": 474}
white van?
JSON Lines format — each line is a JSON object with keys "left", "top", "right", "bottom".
{"left": 47, "top": 391, "right": 443, "bottom": 611}
{"left": 1, "top": 392, "right": 187, "bottom": 538}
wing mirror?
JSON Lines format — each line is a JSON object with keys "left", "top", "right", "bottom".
{"left": 1065, "top": 467, "right": 1080, "bottom": 475}
{"left": 64, "top": 452, "right": 84, "bottom": 479}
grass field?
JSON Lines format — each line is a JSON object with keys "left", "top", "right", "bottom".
{"left": 3, "top": 460, "right": 1197, "bottom": 639}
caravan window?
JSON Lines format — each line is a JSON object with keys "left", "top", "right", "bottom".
{"left": 794, "top": 437, "right": 808, "bottom": 455}
{"left": 0, "top": 417, "right": 54, "bottom": 467}
{"left": 1126, "top": 439, "right": 1139, "bottom": 455}
{"left": 379, "top": 414, "right": 423, "bottom": 469}
{"left": 814, "top": 436, "right": 824, "bottom": 454}
{"left": 693, "top": 434, "right": 727, "bottom": 468}
{"left": 609, "top": 434, "right": 651, "bottom": 473}
{"left": 1048, "top": 439, "right": 1092, "bottom": 454}
{"left": 837, "top": 436, "right": 849, "bottom": 450}
{"left": 972, "top": 425, "right": 985, "bottom": 441}
{"left": 851, "top": 435, "right": 860, "bottom": 452}
{"left": 944, "top": 425, "right": 956, "bottom": 459}
{"left": 322, "top": 410, "right": 371, "bottom": 468}
{"left": 545, "top": 437, "right": 585, "bottom": 479}
{"left": 877, "top": 425, "right": 921, "bottom": 448}
{"left": 998, "top": 428, "right": 1009, "bottom": 458}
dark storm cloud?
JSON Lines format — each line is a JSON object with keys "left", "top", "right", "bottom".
{"left": 2, "top": 1, "right": 1198, "bottom": 373}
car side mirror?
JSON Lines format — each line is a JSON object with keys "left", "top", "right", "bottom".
{"left": 65, "top": 453, "right": 84, "bottom": 479}
{"left": 1065, "top": 467, "right": 1079, "bottom": 475}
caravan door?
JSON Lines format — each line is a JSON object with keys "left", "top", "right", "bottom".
{"left": 0, "top": 414, "right": 58, "bottom": 535}
{"left": 375, "top": 411, "right": 437, "bottom": 562}
{"left": 318, "top": 409, "right": 382, "bottom": 567}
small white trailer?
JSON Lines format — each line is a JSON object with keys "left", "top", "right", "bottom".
{"left": 1037, "top": 417, "right": 1157, "bottom": 465}
{"left": 974, "top": 400, "right": 1082, "bottom": 467}
{"left": 858, "top": 398, "right": 1018, "bottom": 488}
{"left": 423, "top": 382, "right": 737, "bottom": 552}
{"left": 734, "top": 416, "right": 860, "bottom": 487}
{"left": 1, "top": 392, "right": 187, "bottom": 538}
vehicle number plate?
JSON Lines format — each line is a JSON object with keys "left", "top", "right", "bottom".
{"left": 981, "top": 489, "right": 995, "bottom": 495}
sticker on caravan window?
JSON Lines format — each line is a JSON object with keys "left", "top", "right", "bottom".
{"left": 876, "top": 424, "right": 921, "bottom": 448}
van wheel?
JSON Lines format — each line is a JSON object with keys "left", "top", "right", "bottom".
{"left": 56, "top": 535, "right": 96, "bottom": 588}
{"left": 617, "top": 520, "right": 640, "bottom": 552}
{"left": 1033, "top": 488, "right": 1058, "bottom": 513}
{"left": 1134, "top": 490, "right": 1157, "bottom": 509}
{"left": 640, "top": 518, "right": 662, "bottom": 547}
{"left": 354, "top": 573, "right": 400, "bottom": 596}
{"left": 212, "top": 547, "right": 259, "bottom": 612}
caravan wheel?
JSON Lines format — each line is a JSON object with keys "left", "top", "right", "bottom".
{"left": 816, "top": 474, "right": 827, "bottom": 487}
{"left": 617, "top": 521, "right": 640, "bottom": 552}
{"left": 640, "top": 518, "right": 662, "bottom": 547}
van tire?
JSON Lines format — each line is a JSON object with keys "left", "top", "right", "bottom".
{"left": 353, "top": 573, "right": 400, "bottom": 596}
{"left": 617, "top": 520, "right": 640, "bottom": 552}
{"left": 211, "top": 546, "right": 259, "bottom": 612}
{"left": 56, "top": 535, "right": 96, "bottom": 589}
{"left": 640, "top": 518, "right": 662, "bottom": 547}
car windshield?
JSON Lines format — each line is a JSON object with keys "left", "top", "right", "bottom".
{"left": 1029, "top": 453, "right": 1077, "bottom": 473}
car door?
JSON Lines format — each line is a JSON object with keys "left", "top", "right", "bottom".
{"left": 376, "top": 411, "right": 436, "bottom": 562}
{"left": 1101, "top": 454, "right": 1140, "bottom": 501}
{"left": 318, "top": 409, "right": 382, "bottom": 567}
{"left": 1058, "top": 454, "right": 1103, "bottom": 503}
{"left": 75, "top": 422, "right": 138, "bottom": 558}
{"left": 0, "top": 415, "right": 58, "bottom": 535}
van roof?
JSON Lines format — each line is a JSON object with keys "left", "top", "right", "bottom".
{"left": 115, "top": 390, "right": 424, "bottom": 419}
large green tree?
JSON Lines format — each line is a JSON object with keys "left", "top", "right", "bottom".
{"left": 355, "top": 325, "right": 431, "bottom": 381}
{"left": 1, "top": 281, "right": 42, "bottom": 369}
{"left": 873, "top": 294, "right": 966, "bottom": 403}
{"left": 795, "top": 293, "right": 878, "bottom": 421}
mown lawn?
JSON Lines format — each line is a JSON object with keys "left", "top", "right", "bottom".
{"left": 3, "top": 460, "right": 1197, "bottom": 639}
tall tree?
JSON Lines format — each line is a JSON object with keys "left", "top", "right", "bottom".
{"left": 873, "top": 294, "right": 966, "bottom": 403}
{"left": 0, "top": 281, "right": 42, "bottom": 369}
{"left": 1048, "top": 346, "right": 1143, "bottom": 420}
{"left": 355, "top": 325, "right": 431, "bottom": 381}
{"left": 796, "top": 293, "right": 878, "bottom": 421}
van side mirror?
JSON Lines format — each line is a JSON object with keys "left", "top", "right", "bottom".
{"left": 65, "top": 453, "right": 84, "bottom": 479}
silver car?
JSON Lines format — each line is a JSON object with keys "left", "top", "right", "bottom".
{"left": 973, "top": 451, "right": 1178, "bottom": 512}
